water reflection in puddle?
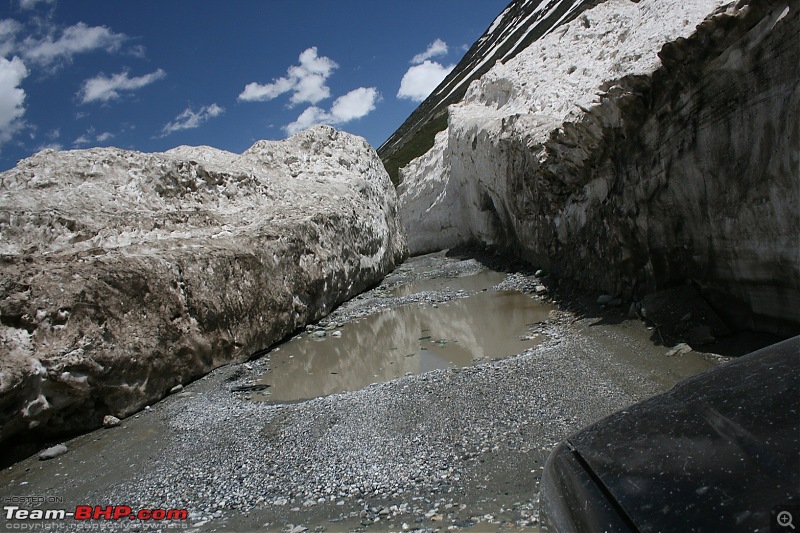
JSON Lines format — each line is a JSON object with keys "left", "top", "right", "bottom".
{"left": 255, "top": 275, "right": 553, "bottom": 402}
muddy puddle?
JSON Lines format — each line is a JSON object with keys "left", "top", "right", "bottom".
{"left": 388, "top": 270, "right": 507, "bottom": 297}
{"left": 254, "top": 272, "right": 553, "bottom": 402}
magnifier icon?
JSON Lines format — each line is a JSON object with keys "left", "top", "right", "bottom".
{"left": 778, "top": 511, "right": 796, "bottom": 530}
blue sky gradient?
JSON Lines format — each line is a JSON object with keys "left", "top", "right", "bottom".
{"left": 0, "top": 0, "right": 508, "bottom": 170}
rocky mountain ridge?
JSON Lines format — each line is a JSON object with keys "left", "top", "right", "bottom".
{"left": 378, "top": 0, "right": 602, "bottom": 183}
{"left": 395, "top": 0, "right": 799, "bottom": 335}
{"left": 0, "top": 125, "right": 407, "bottom": 454}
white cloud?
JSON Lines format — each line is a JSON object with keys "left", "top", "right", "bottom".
{"left": 290, "top": 71, "right": 330, "bottom": 106}
{"left": 240, "top": 47, "right": 378, "bottom": 136}
{"left": 330, "top": 87, "right": 379, "bottom": 122}
{"left": 127, "top": 43, "right": 147, "bottom": 59}
{"left": 72, "top": 127, "right": 113, "bottom": 147}
{"left": 34, "top": 141, "right": 62, "bottom": 152}
{"left": 284, "top": 87, "right": 379, "bottom": 135}
{"left": 397, "top": 60, "right": 454, "bottom": 102}
{"left": 19, "top": 0, "right": 56, "bottom": 9}
{"left": 239, "top": 77, "right": 292, "bottom": 102}
{"left": 239, "top": 47, "right": 337, "bottom": 106}
{"left": 0, "top": 19, "right": 22, "bottom": 37}
{"left": 21, "top": 22, "right": 127, "bottom": 67}
{"left": 285, "top": 106, "right": 328, "bottom": 135}
{"left": 411, "top": 39, "right": 449, "bottom": 64}
{"left": 73, "top": 133, "right": 91, "bottom": 147}
{"left": 0, "top": 55, "right": 28, "bottom": 147}
{"left": 2, "top": 17, "right": 138, "bottom": 73}
{"left": 160, "top": 103, "right": 224, "bottom": 137}
{"left": 398, "top": 39, "right": 455, "bottom": 102}
{"left": 0, "top": 19, "right": 23, "bottom": 57}
{"left": 78, "top": 68, "right": 166, "bottom": 104}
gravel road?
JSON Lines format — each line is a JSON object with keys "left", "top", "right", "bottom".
{"left": 0, "top": 251, "right": 724, "bottom": 532}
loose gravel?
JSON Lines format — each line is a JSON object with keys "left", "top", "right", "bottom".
{"left": 0, "top": 251, "right": 720, "bottom": 532}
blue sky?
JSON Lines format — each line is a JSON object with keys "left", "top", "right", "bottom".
{"left": 0, "top": 0, "right": 508, "bottom": 171}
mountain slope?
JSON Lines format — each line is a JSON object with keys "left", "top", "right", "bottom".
{"left": 378, "top": 0, "right": 604, "bottom": 184}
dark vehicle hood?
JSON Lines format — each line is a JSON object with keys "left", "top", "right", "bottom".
{"left": 568, "top": 336, "right": 800, "bottom": 532}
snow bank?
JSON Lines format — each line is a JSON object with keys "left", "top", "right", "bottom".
{"left": 0, "top": 125, "right": 407, "bottom": 449}
{"left": 398, "top": 0, "right": 799, "bottom": 334}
